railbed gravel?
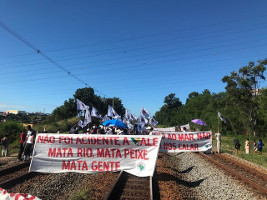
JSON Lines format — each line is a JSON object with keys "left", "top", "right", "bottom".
{"left": 0, "top": 156, "right": 21, "bottom": 170}
{"left": 3, "top": 152, "right": 267, "bottom": 199}
{"left": 8, "top": 172, "right": 118, "bottom": 200}
{"left": 156, "top": 152, "right": 266, "bottom": 200}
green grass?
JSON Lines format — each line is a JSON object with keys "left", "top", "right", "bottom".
{"left": 213, "top": 134, "right": 267, "bottom": 168}
{"left": 70, "top": 188, "right": 95, "bottom": 200}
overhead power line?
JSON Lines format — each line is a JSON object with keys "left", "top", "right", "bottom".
{"left": 0, "top": 20, "right": 88, "bottom": 87}
{"left": 1, "top": 14, "right": 267, "bottom": 60}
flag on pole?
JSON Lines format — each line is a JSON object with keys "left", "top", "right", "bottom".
{"left": 77, "top": 99, "right": 87, "bottom": 111}
{"left": 107, "top": 105, "right": 120, "bottom": 118}
{"left": 112, "top": 109, "right": 120, "bottom": 118}
{"left": 125, "top": 109, "right": 137, "bottom": 121}
{"left": 125, "top": 109, "right": 130, "bottom": 120}
{"left": 129, "top": 113, "right": 137, "bottom": 121}
{"left": 91, "top": 107, "right": 102, "bottom": 118}
{"left": 218, "top": 112, "right": 226, "bottom": 123}
{"left": 127, "top": 122, "right": 134, "bottom": 130}
{"left": 140, "top": 107, "right": 151, "bottom": 118}
{"left": 107, "top": 105, "right": 113, "bottom": 117}
{"left": 101, "top": 114, "right": 110, "bottom": 122}
{"left": 136, "top": 123, "right": 145, "bottom": 133}
{"left": 138, "top": 115, "right": 147, "bottom": 125}
{"left": 78, "top": 120, "right": 84, "bottom": 128}
{"left": 114, "top": 116, "right": 122, "bottom": 121}
{"left": 83, "top": 108, "right": 92, "bottom": 127}
{"left": 149, "top": 117, "right": 158, "bottom": 127}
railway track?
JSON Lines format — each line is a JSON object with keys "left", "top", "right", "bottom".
{"left": 104, "top": 171, "right": 153, "bottom": 200}
{"left": 0, "top": 162, "right": 30, "bottom": 183}
{"left": 0, "top": 161, "right": 41, "bottom": 189}
{"left": 199, "top": 152, "right": 267, "bottom": 196}
{"left": 0, "top": 161, "right": 30, "bottom": 177}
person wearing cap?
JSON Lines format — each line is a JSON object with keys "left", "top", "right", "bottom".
{"left": 146, "top": 127, "right": 153, "bottom": 135}
{"left": 91, "top": 125, "right": 97, "bottom": 134}
{"left": 99, "top": 125, "right": 105, "bottom": 134}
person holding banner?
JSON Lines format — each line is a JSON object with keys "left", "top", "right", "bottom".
{"left": 175, "top": 125, "right": 180, "bottom": 132}
{"left": 182, "top": 127, "right": 188, "bottom": 132}
{"left": 146, "top": 127, "right": 153, "bottom": 135}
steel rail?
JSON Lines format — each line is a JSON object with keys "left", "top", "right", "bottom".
{"left": 0, "top": 172, "right": 40, "bottom": 189}
{"left": 104, "top": 171, "right": 152, "bottom": 200}
{"left": 217, "top": 153, "right": 267, "bottom": 180}
{"left": 104, "top": 171, "right": 124, "bottom": 200}
{"left": 0, "top": 162, "right": 30, "bottom": 177}
{"left": 199, "top": 153, "right": 267, "bottom": 196}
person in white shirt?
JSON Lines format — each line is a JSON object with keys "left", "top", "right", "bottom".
{"left": 146, "top": 127, "right": 153, "bottom": 135}
{"left": 215, "top": 132, "right": 221, "bottom": 154}
{"left": 23, "top": 133, "right": 34, "bottom": 161}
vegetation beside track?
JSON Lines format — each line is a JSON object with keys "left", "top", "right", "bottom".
{"left": 213, "top": 134, "right": 267, "bottom": 168}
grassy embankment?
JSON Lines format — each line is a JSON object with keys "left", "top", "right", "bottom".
{"left": 213, "top": 134, "right": 267, "bottom": 168}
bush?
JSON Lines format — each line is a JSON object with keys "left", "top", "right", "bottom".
{"left": 34, "top": 117, "right": 79, "bottom": 133}
{"left": 0, "top": 121, "right": 23, "bottom": 143}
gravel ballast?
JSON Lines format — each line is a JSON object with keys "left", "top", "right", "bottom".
{"left": 158, "top": 152, "right": 266, "bottom": 200}
{"left": 2, "top": 152, "right": 267, "bottom": 199}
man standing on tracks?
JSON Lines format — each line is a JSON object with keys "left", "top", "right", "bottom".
{"left": 215, "top": 132, "right": 221, "bottom": 154}
{"left": 27, "top": 125, "right": 36, "bottom": 158}
{"left": 1, "top": 135, "right": 8, "bottom": 157}
{"left": 18, "top": 129, "right": 27, "bottom": 161}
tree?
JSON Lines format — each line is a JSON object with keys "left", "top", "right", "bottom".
{"left": 0, "top": 121, "right": 23, "bottom": 143}
{"left": 48, "top": 87, "right": 125, "bottom": 124}
{"left": 257, "top": 88, "right": 267, "bottom": 136}
{"left": 187, "top": 92, "right": 199, "bottom": 102}
{"left": 222, "top": 59, "right": 267, "bottom": 136}
{"left": 155, "top": 93, "right": 182, "bottom": 126}
{"left": 164, "top": 93, "right": 182, "bottom": 109}
{"left": 102, "top": 97, "right": 125, "bottom": 117}
{"left": 182, "top": 89, "right": 213, "bottom": 130}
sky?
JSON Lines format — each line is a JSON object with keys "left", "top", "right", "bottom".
{"left": 0, "top": 0, "right": 267, "bottom": 117}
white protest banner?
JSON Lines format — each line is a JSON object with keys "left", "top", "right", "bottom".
{"left": 30, "top": 134, "right": 162, "bottom": 177}
{"left": 0, "top": 187, "right": 41, "bottom": 200}
{"left": 153, "top": 127, "right": 175, "bottom": 132}
{"left": 152, "top": 131, "right": 212, "bottom": 153}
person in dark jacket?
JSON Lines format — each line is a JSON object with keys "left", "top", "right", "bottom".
{"left": 234, "top": 138, "right": 240, "bottom": 155}
{"left": 257, "top": 139, "right": 264, "bottom": 154}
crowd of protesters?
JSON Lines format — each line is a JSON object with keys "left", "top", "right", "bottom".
{"left": 69, "top": 123, "right": 154, "bottom": 136}
{"left": 1, "top": 121, "right": 265, "bottom": 160}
